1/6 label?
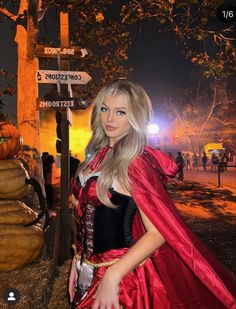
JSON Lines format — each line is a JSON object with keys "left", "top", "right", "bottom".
{"left": 216, "top": 5, "right": 236, "bottom": 23}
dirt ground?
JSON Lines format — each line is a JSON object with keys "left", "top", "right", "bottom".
{"left": 0, "top": 175, "right": 235, "bottom": 308}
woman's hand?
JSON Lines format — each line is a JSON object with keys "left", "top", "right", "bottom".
{"left": 68, "top": 257, "right": 78, "bottom": 303}
{"left": 92, "top": 268, "right": 120, "bottom": 309}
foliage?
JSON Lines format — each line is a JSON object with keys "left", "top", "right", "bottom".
{"left": 0, "top": 1, "right": 131, "bottom": 100}
{"left": 38, "top": 0, "right": 131, "bottom": 99}
{"left": 121, "top": 0, "right": 236, "bottom": 79}
{"left": 0, "top": 69, "right": 17, "bottom": 114}
{"left": 0, "top": 100, "right": 5, "bottom": 122}
{"left": 165, "top": 75, "right": 236, "bottom": 154}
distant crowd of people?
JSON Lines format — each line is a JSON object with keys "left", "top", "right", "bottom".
{"left": 41, "top": 149, "right": 232, "bottom": 202}
{"left": 166, "top": 151, "right": 232, "bottom": 181}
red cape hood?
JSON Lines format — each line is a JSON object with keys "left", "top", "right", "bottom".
{"left": 128, "top": 146, "right": 236, "bottom": 308}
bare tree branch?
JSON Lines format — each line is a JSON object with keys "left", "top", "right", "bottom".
{"left": 214, "top": 117, "right": 234, "bottom": 126}
{"left": 0, "top": 6, "right": 17, "bottom": 22}
{"left": 122, "top": 0, "right": 144, "bottom": 23}
{"left": 169, "top": 98, "right": 192, "bottom": 146}
{"left": 199, "top": 86, "right": 217, "bottom": 138}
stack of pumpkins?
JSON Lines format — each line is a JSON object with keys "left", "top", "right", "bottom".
{"left": 0, "top": 122, "right": 44, "bottom": 272}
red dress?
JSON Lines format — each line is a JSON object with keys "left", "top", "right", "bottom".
{"left": 72, "top": 146, "right": 236, "bottom": 309}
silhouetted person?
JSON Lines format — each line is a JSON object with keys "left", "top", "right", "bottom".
{"left": 42, "top": 152, "right": 49, "bottom": 180}
{"left": 70, "top": 154, "right": 80, "bottom": 180}
{"left": 192, "top": 153, "right": 199, "bottom": 170}
{"left": 211, "top": 154, "right": 218, "bottom": 172}
{"left": 202, "top": 153, "right": 208, "bottom": 171}
{"left": 184, "top": 153, "right": 191, "bottom": 170}
{"left": 43, "top": 154, "right": 54, "bottom": 210}
{"left": 220, "top": 153, "right": 228, "bottom": 172}
{"left": 175, "top": 152, "right": 184, "bottom": 181}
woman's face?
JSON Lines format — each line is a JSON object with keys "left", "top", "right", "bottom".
{"left": 100, "top": 94, "right": 131, "bottom": 147}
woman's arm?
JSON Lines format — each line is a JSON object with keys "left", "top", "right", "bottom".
{"left": 92, "top": 208, "right": 165, "bottom": 309}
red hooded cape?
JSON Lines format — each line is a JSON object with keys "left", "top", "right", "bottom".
{"left": 128, "top": 146, "right": 236, "bottom": 308}
{"left": 73, "top": 146, "right": 236, "bottom": 308}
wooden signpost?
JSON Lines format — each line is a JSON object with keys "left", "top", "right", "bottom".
{"left": 36, "top": 69, "right": 92, "bottom": 84}
{"left": 36, "top": 4, "right": 92, "bottom": 265}
{"left": 36, "top": 45, "right": 90, "bottom": 59}
{"left": 36, "top": 97, "right": 88, "bottom": 110}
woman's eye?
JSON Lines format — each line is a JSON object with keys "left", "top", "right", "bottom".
{"left": 101, "top": 107, "right": 107, "bottom": 112}
{"left": 117, "top": 110, "right": 126, "bottom": 115}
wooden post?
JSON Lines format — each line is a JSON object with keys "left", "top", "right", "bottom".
{"left": 59, "top": 4, "right": 71, "bottom": 264}
{"left": 16, "top": 0, "right": 42, "bottom": 181}
{"left": 53, "top": 4, "right": 72, "bottom": 265}
{"left": 217, "top": 164, "right": 221, "bottom": 187}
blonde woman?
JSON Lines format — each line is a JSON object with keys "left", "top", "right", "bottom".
{"left": 69, "top": 80, "right": 236, "bottom": 309}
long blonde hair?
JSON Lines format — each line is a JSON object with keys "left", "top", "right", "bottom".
{"left": 77, "top": 80, "right": 152, "bottom": 207}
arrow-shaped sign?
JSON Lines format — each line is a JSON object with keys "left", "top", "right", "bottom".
{"left": 36, "top": 45, "right": 91, "bottom": 59}
{"left": 36, "top": 97, "right": 90, "bottom": 110}
{"left": 36, "top": 70, "right": 92, "bottom": 85}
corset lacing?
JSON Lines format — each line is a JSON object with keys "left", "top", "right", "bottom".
{"left": 75, "top": 174, "right": 138, "bottom": 263}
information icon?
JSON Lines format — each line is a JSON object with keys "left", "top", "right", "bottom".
{"left": 3, "top": 288, "right": 20, "bottom": 305}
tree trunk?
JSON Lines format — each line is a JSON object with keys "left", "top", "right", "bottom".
{"left": 14, "top": 1, "right": 45, "bottom": 214}
{"left": 15, "top": 1, "right": 42, "bottom": 182}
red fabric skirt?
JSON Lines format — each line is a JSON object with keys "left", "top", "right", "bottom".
{"left": 73, "top": 247, "right": 227, "bottom": 309}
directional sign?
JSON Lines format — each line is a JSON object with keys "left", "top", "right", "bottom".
{"left": 36, "top": 97, "right": 90, "bottom": 111}
{"left": 35, "top": 45, "right": 91, "bottom": 59}
{"left": 36, "top": 70, "right": 92, "bottom": 85}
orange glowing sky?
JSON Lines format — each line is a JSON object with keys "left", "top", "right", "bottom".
{"left": 40, "top": 107, "right": 93, "bottom": 161}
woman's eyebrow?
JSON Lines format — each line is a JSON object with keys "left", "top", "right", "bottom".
{"left": 101, "top": 103, "right": 126, "bottom": 109}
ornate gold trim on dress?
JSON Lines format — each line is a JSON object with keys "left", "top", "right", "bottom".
{"left": 72, "top": 244, "right": 147, "bottom": 268}
{"left": 72, "top": 244, "right": 119, "bottom": 267}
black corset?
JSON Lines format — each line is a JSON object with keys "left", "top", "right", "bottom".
{"left": 75, "top": 175, "right": 137, "bottom": 255}
{"left": 93, "top": 190, "right": 137, "bottom": 254}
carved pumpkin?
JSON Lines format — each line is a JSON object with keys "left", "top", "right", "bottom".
{"left": 0, "top": 200, "right": 37, "bottom": 225}
{"left": 0, "top": 122, "right": 23, "bottom": 160}
{"left": 0, "top": 159, "right": 31, "bottom": 199}
{"left": 0, "top": 224, "right": 44, "bottom": 272}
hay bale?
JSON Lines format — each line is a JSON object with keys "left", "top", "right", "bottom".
{"left": 48, "top": 260, "right": 71, "bottom": 309}
{"left": 0, "top": 260, "right": 51, "bottom": 308}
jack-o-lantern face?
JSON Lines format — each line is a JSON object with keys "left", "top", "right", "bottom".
{"left": 0, "top": 122, "right": 23, "bottom": 160}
